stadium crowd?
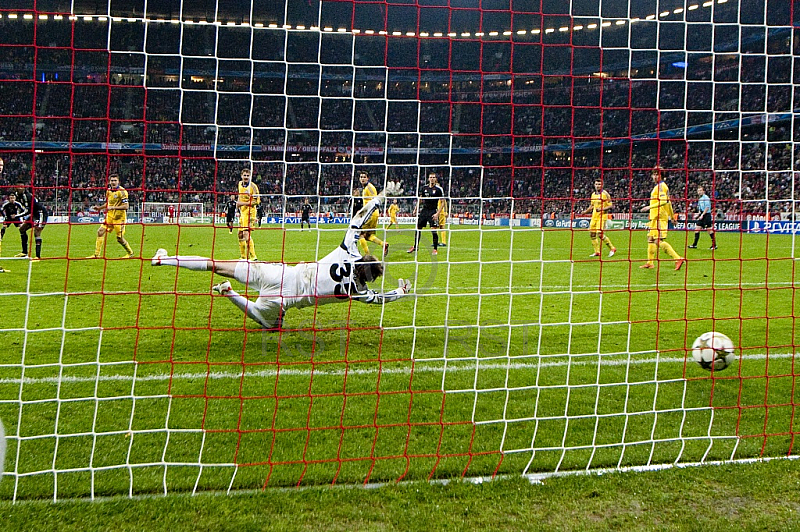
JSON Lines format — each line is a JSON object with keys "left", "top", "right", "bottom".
{"left": 0, "top": 25, "right": 794, "bottom": 220}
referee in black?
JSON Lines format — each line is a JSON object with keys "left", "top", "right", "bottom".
{"left": 407, "top": 171, "right": 444, "bottom": 256}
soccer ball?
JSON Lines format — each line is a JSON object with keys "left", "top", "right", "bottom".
{"left": 691, "top": 331, "right": 736, "bottom": 371}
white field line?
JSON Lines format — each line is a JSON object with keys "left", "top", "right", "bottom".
{"left": 0, "top": 281, "right": 795, "bottom": 300}
{"left": 1, "top": 352, "right": 795, "bottom": 387}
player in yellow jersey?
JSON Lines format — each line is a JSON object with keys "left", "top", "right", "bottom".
{"left": 579, "top": 179, "right": 616, "bottom": 258}
{"left": 237, "top": 168, "right": 260, "bottom": 260}
{"left": 437, "top": 196, "right": 448, "bottom": 247}
{"left": 357, "top": 172, "right": 389, "bottom": 257}
{"left": 639, "top": 168, "right": 684, "bottom": 270}
{"left": 88, "top": 174, "right": 134, "bottom": 258}
{"left": 387, "top": 199, "right": 399, "bottom": 229}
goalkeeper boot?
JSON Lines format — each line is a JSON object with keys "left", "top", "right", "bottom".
{"left": 151, "top": 248, "right": 168, "bottom": 266}
{"left": 212, "top": 281, "right": 232, "bottom": 295}
{"left": 608, "top": 247, "right": 616, "bottom": 257}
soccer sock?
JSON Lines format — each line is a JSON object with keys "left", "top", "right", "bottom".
{"left": 602, "top": 235, "right": 614, "bottom": 249}
{"left": 692, "top": 232, "right": 700, "bottom": 246}
{"left": 647, "top": 243, "right": 657, "bottom": 265}
{"left": 432, "top": 230, "right": 439, "bottom": 249}
{"left": 710, "top": 232, "right": 716, "bottom": 245}
{"left": 358, "top": 237, "right": 370, "bottom": 255}
{"left": 121, "top": 239, "right": 133, "bottom": 255}
{"left": 368, "top": 234, "right": 384, "bottom": 247}
{"left": 238, "top": 239, "right": 247, "bottom": 259}
{"left": 20, "top": 232, "right": 28, "bottom": 255}
{"left": 439, "top": 230, "right": 447, "bottom": 245}
{"left": 1, "top": 227, "right": 5, "bottom": 239}
{"left": 659, "top": 240, "right": 681, "bottom": 260}
{"left": 94, "top": 236, "right": 104, "bottom": 257}
{"left": 35, "top": 237, "right": 42, "bottom": 258}
{"left": 159, "top": 255, "right": 209, "bottom": 271}
{"left": 247, "top": 238, "right": 257, "bottom": 259}
{"left": 223, "top": 287, "right": 272, "bottom": 328}
{"left": 591, "top": 238, "right": 600, "bottom": 253}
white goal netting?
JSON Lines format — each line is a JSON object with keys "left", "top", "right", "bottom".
{"left": 0, "top": 0, "right": 795, "bottom": 501}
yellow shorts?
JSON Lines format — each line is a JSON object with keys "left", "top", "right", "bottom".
{"left": 239, "top": 207, "right": 257, "bottom": 229}
{"left": 363, "top": 211, "right": 378, "bottom": 230}
{"left": 103, "top": 216, "right": 126, "bottom": 237}
{"left": 589, "top": 215, "right": 607, "bottom": 232}
{"left": 389, "top": 215, "right": 397, "bottom": 225}
{"left": 438, "top": 214, "right": 447, "bottom": 227}
{"left": 360, "top": 212, "right": 378, "bottom": 239}
{"left": 647, "top": 219, "right": 668, "bottom": 240}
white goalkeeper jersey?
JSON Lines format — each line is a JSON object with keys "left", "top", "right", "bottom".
{"left": 294, "top": 195, "right": 405, "bottom": 307}
{"left": 241, "top": 196, "right": 407, "bottom": 321}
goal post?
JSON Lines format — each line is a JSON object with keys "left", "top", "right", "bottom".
{"left": 0, "top": 0, "right": 796, "bottom": 502}
{"left": 140, "top": 202, "right": 206, "bottom": 222}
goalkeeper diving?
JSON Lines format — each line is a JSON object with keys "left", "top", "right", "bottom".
{"left": 151, "top": 186, "right": 411, "bottom": 329}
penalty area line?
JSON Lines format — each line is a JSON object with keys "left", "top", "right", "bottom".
{"left": 0, "top": 352, "right": 795, "bottom": 387}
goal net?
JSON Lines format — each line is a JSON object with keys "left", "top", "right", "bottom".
{"left": 0, "top": 0, "right": 796, "bottom": 500}
{"left": 140, "top": 202, "right": 206, "bottom": 223}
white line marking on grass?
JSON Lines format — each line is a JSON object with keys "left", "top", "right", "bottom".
{"left": 1, "top": 353, "right": 794, "bottom": 387}
{"left": 446, "top": 281, "right": 799, "bottom": 292}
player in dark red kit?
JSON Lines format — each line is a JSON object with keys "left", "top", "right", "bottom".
{"left": 407, "top": 171, "right": 444, "bottom": 256}
{"left": 167, "top": 204, "right": 176, "bottom": 223}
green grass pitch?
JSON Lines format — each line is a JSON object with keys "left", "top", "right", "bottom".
{"left": 0, "top": 222, "right": 797, "bottom": 500}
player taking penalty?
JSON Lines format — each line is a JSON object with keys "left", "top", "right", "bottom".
{"left": 237, "top": 168, "right": 260, "bottom": 260}
{"left": 640, "top": 168, "right": 685, "bottom": 271}
{"left": 151, "top": 194, "right": 411, "bottom": 329}
{"left": 88, "top": 174, "right": 134, "bottom": 258}
{"left": 579, "top": 179, "right": 616, "bottom": 258}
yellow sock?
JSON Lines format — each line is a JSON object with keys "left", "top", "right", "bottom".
{"left": 368, "top": 234, "right": 384, "bottom": 247}
{"left": 591, "top": 238, "right": 600, "bottom": 254}
{"left": 248, "top": 238, "right": 257, "bottom": 259}
{"left": 238, "top": 239, "right": 247, "bottom": 259}
{"left": 121, "top": 240, "right": 133, "bottom": 255}
{"left": 659, "top": 241, "right": 680, "bottom": 260}
{"left": 95, "top": 236, "right": 104, "bottom": 257}
{"left": 439, "top": 231, "right": 447, "bottom": 244}
{"left": 358, "top": 237, "right": 369, "bottom": 255}
{"left": 647, "top": 243, "right": 657, "bottom": 265}
{"left": 603, "top": 235, "right": 614, "bottom": 249}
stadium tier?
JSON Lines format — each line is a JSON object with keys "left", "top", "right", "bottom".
{"left": 0, "top": 0, "right": 796, "bottom": 501}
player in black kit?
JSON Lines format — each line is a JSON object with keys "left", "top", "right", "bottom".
{"left": 15, "top": 182, "right": 48, "bottom": 260}
{"left": 300, "top": 198, "right": 313, "bottom": 230}
{"left": 225, "top": 195, "right": 238, "bottom": 234}
{"left": 407, "top": 171, "right": 444, "bottom": 256}
{"left": 1, "top": 192, "right": 26, "bottom": 260}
